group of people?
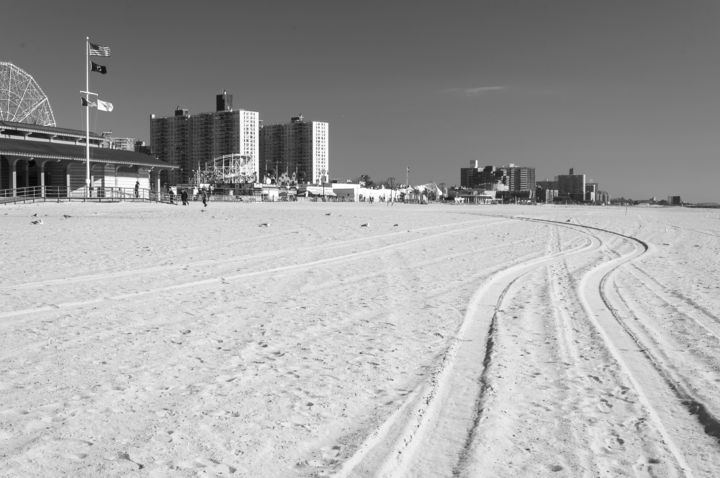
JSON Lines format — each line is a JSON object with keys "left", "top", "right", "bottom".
{"left": 167, "top": 187, "right": 208, "bottom": 207}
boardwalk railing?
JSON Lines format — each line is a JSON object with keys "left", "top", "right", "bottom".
{"left": 1, "top": 186, "right": 352, "bottom": 205}
{"left": 0, "top": 186, "right": 166, "bottom": 205}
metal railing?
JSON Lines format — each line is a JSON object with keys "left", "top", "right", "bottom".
{"left": 1, "top": 186, "right": 354, "bottom": 205}
{"left": 0, "top": 186, "right": 167, "bottom": 205}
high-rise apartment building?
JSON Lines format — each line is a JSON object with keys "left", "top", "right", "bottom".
{"left": 259, "top": 115, "right": 329, "bottom": 184}
{"left": 150, "top": 92, "right": 259, "bottom": 184}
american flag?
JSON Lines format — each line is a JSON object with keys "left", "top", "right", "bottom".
{"left": 89, "top": 42, "right": 111, "bottom": 57}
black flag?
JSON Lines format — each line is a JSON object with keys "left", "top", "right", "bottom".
{"left": 91, "top": 61, "right": 107, "bottom": 74}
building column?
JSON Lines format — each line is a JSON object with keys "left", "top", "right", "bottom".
{"left": 38, "top": 160, "right": 47, "bottom": 198}
{"left": 138, "top": 167, "right": 150, "bottom": 199}
{"left": 91, "top": 164, "right": 103, "bottom": 198}
{"left": 65, "top": 163, "right": 72, "bottom": 198}
{"left": 22, "top": 160, "right": 30, "bottom": 188}
{"left": 8, "top": 157, "right": 18, "bottom": 197}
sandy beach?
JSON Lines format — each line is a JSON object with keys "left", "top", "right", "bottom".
{"left": 1, "top": 201, "right": 719, "bottom": 477}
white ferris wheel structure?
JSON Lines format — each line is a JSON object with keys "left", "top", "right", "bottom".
{"left": 0, "top": 62, "right": 56, "bottom": 126}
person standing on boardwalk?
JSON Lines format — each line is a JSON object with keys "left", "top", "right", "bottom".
{"left": 134, "top": 181, "right": 140, "bottom": 198}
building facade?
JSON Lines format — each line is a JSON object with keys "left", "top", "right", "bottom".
{"left": 460, "top": 161, "right": 535, "bottom": 198}
{"left": 0, "top": 120, "right": 175, "bottom": 196}
{"left": 259, "top": 115, "right": 329, "bottom": 184}
{"left": 557, "top": 168, "right": 587, "bottom": 202}
{"left": 536, "top": 179, "right": 559, "bottom": 203}
{"left": 150, "top": 93, "right": 259, "bottom": 185}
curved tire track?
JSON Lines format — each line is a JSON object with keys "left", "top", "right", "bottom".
{"left": 336, "top": 224, "right": 597, "bottom": 477}
{"left": 338, "top": 216, "right": 720, "bottom": 477}
{"left": 564, "top": 219, "right": 720, "bottom": 477}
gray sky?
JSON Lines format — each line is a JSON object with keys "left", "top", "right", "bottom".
{"left": 3, "top": 0, "right": 720, "bottom": 202}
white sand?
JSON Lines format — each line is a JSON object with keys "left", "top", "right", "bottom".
{"left": 1, "top": 201, "right": 719, "bottom": 477}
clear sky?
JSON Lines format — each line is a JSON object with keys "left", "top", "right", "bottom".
{"left": 3, "top": 0, "right": 720, "bottom": 202}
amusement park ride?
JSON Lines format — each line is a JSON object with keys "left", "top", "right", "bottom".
{"left": 0, "top": 62, "right": 56, "bottom": 126}
{"left": 192, "top": 153, "right": 257, "bottom": 187}
{"left": 192, "top": 154, "right": 307, "bottom": 189}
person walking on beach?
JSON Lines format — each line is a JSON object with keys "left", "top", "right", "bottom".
{"left": 201, "top": 188, "right": 208, "bottom": 207}
{"left": 181, "top": 189, "right": 188, "bottom": 206}
{"left": 134, "top": 180, "right": 140, "bottom": 198}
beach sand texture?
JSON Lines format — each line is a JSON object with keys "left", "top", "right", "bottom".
{"left": 1, "top": 201, "right": 719, "bottom": 477}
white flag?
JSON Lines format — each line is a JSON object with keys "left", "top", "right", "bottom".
{"left": 97, "top": 99, "right": 114, "bottom": 112}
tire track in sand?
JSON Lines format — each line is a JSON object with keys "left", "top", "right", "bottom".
{"left": 335, "top": 224, "right": 597, "bottom": 477}
{"left": 0, "top": 219, "right": 512, "bottom": 321}
{"left": 0, "top": 218, "right": 511, "bottom": 292}
{"left": 338, "top": 216, "right": 720, "bottom": 477}
{"left": 554, "top": 218, "right": 720, "bottom": 477}
{"left": 580, "top": 245, "right": 720, "bottom": 477}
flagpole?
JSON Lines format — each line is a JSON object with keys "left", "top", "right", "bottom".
{"left": 85, "top": 36, "right": 90, "bottom": 197}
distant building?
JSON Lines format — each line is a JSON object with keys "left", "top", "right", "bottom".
{"left": 460, "top": 161, "right": 535, "bottom": 199}
{"left": 536, "top": 179, "right": 559, "bottom": 203}
{"left": 259, "top": 114, "right": 329, "bottom": 184}
{"left": 557, "top": 168, "right": 586, "bottom": 202}
{"left": 150, "top": 92, "right": 259, "bottom": 184}
{"left": 505, "top": 164, "right": 535, "bottom": 195}
{"left": 585, "top": 182, "right": 598, "bottom": 203}
{"left": 538, "top": 169, "right": 607, "bottom": 203}
{"left": 134, "top": 140, "right": 151, "bottom": 155}
{"left": 668, "top": 195, "right": 682, "bottom": 206}
{"left": 100, "top": 131, "right": 137, "bottom": 151}
{"left": 460, "top": 160, "right": 479, "bottom": 188}
{"left": 596, "top": 190, "right": 610, "bottom": 204}
{"left": 216, "top": 90, "right": 232, "bottom": 112}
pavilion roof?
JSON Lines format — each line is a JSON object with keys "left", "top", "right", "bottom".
{"left": 0, "top": 137, "right": 176, "bottom": 169}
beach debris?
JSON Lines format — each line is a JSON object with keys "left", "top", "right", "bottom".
{"left": 259, "top": 222, "right": 270, "bottom": 227}
{"left": 325, "top": 213, "right": 332, "bottom": 216}
{"left": 31, "top": 213, "right": 38, "bottom": 217}
{"left": 393, "top": 223, "right": 399, "bottom": 227}
{"left": 360, "top": 223, "right": 368, "bottom": 227}
{"left": 31, "top": 219, "right": 43, "bottom": 225}
{"left": 63, "top": 214, "right": 72, "bottom": 219}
